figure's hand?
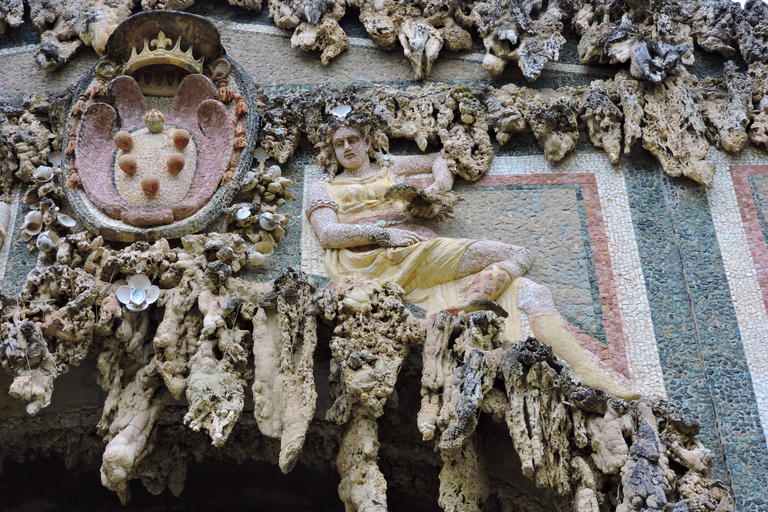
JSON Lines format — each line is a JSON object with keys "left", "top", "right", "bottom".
{"left": 408, "top": 201, "right": 441, "bottom": 219}
{"left": 386, "top": 228, "right": 425, "bottom": 247}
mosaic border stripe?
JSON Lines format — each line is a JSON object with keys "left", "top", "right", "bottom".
{"left": 476, "top": 173, "right": 629, "bottom": 379}
{"left": 711, "top": 164, "right": 768, "bottom": 447}
{"left": 489, "top": 154, "right": 665, "bottom": 397}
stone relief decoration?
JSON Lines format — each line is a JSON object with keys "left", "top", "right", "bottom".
{"left": 0, "top": 9, "right": 745, "bottom": 512}
{"left": 61, "top": 11, "right": 259, "bottom": 241}
{"left": 303, "top": 108, "right": 638, "bottom": 402}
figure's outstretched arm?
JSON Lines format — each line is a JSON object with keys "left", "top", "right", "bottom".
{"left": 391, "top": 154, "right": 454, "bottom": 193}
{"left": 307, "top": 181, "right": 424, "bottom": 249}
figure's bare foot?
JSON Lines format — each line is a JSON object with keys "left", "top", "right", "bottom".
{"left": 444, "top": 298, "right": 508, "bottom": 318}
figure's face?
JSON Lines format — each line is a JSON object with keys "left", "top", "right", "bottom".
{"left": 332, "top": 126, "right": 370, "bottom": 171}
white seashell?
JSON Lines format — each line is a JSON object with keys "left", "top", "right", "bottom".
{"left": 116, "top": 285, "right": 132, "bottom": 304}
{"left": 249, "top": 251, "right": 267, "bottom": 266}
{"left": 253, "top": 147, "right": 268, "bottom": 162}
{"left": 265, "top": 165, "right": 281, "bottom": 180}
{"left": 236, "top": 206, "right": 251, "bottom": 220}
{"left": 48, "top": 152, "right": 62, "bottom": 167}
{"left": 128, "top": 274, "right": 151, "bottom": 290}
{"left": 36, "top": 231, "right": 59, "bottom": 252}
{"left": 22, "top": 210, "right": 43, "bottom": 237}
{"left": 145, "top": 285, "right": 160, "bottom": 305}
{"left": 342, "top": 286, "right": 373, "bottom": 313}
{"left": 332, "top": 104, "right": 352, "bottom": 119}
{"left": 259, "top": 212, "right": 277, "bottom": 231}
{"left": 56, "top": 213, "right": 77, "bottom": 228}
{"left": 32, "top": 166, "right": 54, "bottom": 183}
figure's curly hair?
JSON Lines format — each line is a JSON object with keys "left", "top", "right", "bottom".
{"left": 316, "top": 106, "right": 389, "bottom": 177}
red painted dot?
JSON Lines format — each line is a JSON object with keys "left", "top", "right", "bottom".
{"left": 141, "top": 174, "right": 160, "bottom": 195}
{"left": 167, "top": 153, "right": 185, "bottom": 175}
{"left": 114, "top": 131, "right": 133, "bottom": 151}
{"left": 118, "top": 154, "right": 137, "bottom": 175}
{"left": 173, "top": 129, "right": 190, "bottom": 149}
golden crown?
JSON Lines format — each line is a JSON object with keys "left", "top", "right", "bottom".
{"left": 123, "top": 31, "right": 204, "bottom": 76}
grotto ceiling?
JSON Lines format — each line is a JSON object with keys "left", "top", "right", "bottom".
{"left": 1, "top": 0, "right": 768, "bottom": 511}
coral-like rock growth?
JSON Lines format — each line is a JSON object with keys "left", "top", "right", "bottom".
{"left": 3, "top": 0, "right": 768, "bottom": 86}
{"left": 0, "top": 263, "right": 734, "bottom": 511}
{"left": 260, "top": 75, "right": 764, "bottom": 188}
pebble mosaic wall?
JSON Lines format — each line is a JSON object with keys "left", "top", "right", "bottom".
{"left": 1, "top": 3, "right": 768, "bottom": 511}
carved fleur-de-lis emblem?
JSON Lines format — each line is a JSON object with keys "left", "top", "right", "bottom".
{"left": 150, "top": 31, "right": 173, "bottom": 50}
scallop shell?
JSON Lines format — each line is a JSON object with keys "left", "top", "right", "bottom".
{"left": 32, "top": 166, "right": 54, "bottom": 183}
{"left": 57, "top": 213, "right": 77, "bottom": 228}
{"left": 331, "top": 104, "right": 352, "bottom": 119}
{"left": 236, "top": 206, "right": 252, "bottom": 220}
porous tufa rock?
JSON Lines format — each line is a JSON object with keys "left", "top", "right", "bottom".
{"left": 0, "top": 111, "right": 54, "bottom": 182}
{"left": 0, "top": 0, "right": 24, "bottom": 36}
{"left": 698, "top": 61, "right": 752, "bottom": 153}
{"left": 324, "top": 276, "right": 425, "bottom": 511}
{"left": 641, "top": 72, "right": 715, "bottom": 188}
{"left": 28, "top": 0, "right": 135, "bottom": 71}
{"left": 269, "top": 0, "right": 348, "bottom": 65}
{"left": 252, "top": 268, "right": 319, "bottom": 473}
{"left": 581, "top": 84, "right": 623, "bottom": 165}
{"left": 140, "top": 0, "right": 196, "bottom": 10}
{"left": 574, "top": 0, "right": 694, "bottom": 83}
{"left": 327, "top": 276, "right": 425, "bottom": 422}
{"left": 399, "top": 20, "right": 443, "bottom": 80}
{"left": 0, "top": 265, "right": 101, "bottom": 415}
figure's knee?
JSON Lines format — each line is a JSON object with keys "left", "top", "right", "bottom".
{"left": 498, "top": 244, "right": 533, "bottom": 277}
{"left": 517, "top": 278, "right": 555, "bottom": 314}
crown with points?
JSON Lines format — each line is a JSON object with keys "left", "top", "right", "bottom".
{"left": 123, "top": 31, "right": 204, "bottom": 76}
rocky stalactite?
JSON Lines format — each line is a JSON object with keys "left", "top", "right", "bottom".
{"left": 324, "top": 277, "right": 426, "bottom": 512}
{"left": 28, "top": 0, "right": 136, "bottom": 71}
{"left": 252, "top": 267, "right": 319, "bottom": 473}
{"left": 3, "top": 0, "right": 768, "bottom": 84}
{"left": 0, "top": 265, "right": 101, "bottom": 415}
{"left": 641, "top": 72, "right": 715, "bottom": 188}
{"left": 259, "top": 77, "right": 761, "bottom": 188}
{"left": 269, "top": 0, "right": 348, "bottom": 65}
{"left": 415, "top": 310, "right": 734, "bottom": 512}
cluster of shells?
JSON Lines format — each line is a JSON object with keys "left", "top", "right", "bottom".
{"left": 225, "top": 157, "right": 294, "bottom": 266}
{"left": 20, "top": 166, "right": 77, "bottom": 256}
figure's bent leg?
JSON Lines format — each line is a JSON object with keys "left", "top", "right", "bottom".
{"left": 517, "top": 278, "right": 641, "bottom": 400}
{"left": 456, "top": 241, "right": 533, "bottom": 279}
{"left": 445, "top": 242, "right": 533, "bottom": 317}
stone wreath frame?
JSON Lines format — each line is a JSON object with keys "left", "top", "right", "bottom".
{"left": 60, "top": 23, "right": 261, "bottom": 241}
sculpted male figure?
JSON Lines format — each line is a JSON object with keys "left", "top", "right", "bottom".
{"left": 306, "top": 123, "right": 639, "bottom": 400}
